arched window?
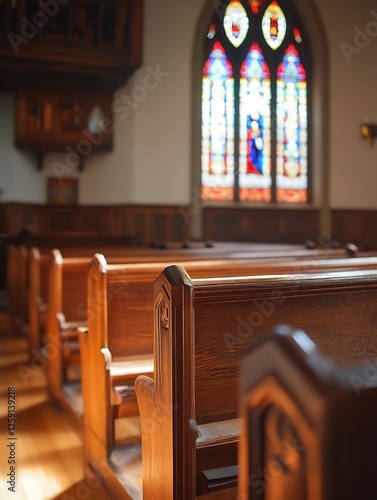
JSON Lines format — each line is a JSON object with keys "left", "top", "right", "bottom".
{"left": 201, "top": 0, "right": 311, "bottom": 204}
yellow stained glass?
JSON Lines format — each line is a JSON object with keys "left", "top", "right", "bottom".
{"left": 223, "top": 1, "right": 249, "bottom": 48}
{"left": 262, "top": 1, "right": 287, "bottom": 50}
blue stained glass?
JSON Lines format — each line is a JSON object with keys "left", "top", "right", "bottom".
{"left": 239, "top": 42, "right": 272, "bottom": 202}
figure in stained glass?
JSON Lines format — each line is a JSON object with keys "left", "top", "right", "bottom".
{"left": 201, "top": 0, "right": 309, "bottom": 204}
{"left": 223, "top": 0, "right": 249, "bottom": 47}
{"left": 262, "top": 1, "right": 287, "bottom": 50}
{"left": 246, "top": 115, "right": 263, "bottom": 174}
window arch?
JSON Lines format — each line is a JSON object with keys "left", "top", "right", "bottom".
{"left": 201, "top": 0, "right": 312, "bottom": 204}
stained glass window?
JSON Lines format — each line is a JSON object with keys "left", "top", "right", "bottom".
{"left": 223, "top": 1, "right": 249, "bottom": 48}
{"left": 239, "top": 43, "right": 272, "bottom": 201}
{"left": 262, "top": 1, "right": 287, "bottom": 50}
{"left": 276, "top": 44, "right": 307, "bottom": 203}
{"left": 249, "top": 0, "right": 262, "bottom": 15}
{"left": 202, "top": 41, "right": 235, "bottom": 201}
{"left": 201, "top": 0, "right": 310, "bottom": 205}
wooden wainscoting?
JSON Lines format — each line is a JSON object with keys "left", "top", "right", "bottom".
{"left": 1, "top": 203, "right": 191, "bottom": 247}
{"left": 3, "top": 203, "right": 377, "bottom": 249}
{"left": 331, "top": 209, "right": 377, "bottom": 250}
{"left": 202, "top": 206, "right": 320, "bottom": 244}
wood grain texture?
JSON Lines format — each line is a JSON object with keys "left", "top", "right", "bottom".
{"left": 140, "top": 265, "right": 377, "bottom": 499}
{"left": 239, "top": 326, "right": 377, "bottom": 499}
{"left": 194, "top": 271, "right": 377, "bottom": 424}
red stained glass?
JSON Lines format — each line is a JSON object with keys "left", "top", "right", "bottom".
{"left": 249, "top": 0, "right": 263, "bottom": 14}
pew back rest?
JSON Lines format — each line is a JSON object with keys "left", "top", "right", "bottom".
{"left": 88, "top": 257, "right": 167, "bottom": 361}
{"left": 239, "top": 325, "right": 377, "bottom": 499}
{"left": 53, "top": 250, "right": 377, "bottom": 330}
{"left": 50, "top": 251, "right": 158, "bottom": 324}
{"left": 49, "top": 252, "right": 92, "bottom": 323}
{"left": 136, "top": 265, "right": 377, "bottom": 499}
{"left": 94, "top": 255, "right": 377, "bottom": 362}
{"left": 154, "top": 266, "right": 377, "bottom": 428}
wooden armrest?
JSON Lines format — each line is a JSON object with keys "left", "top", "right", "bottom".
{"left": 135, "top": 375, "right": 154, "bottom": 405}
{"left": 100, "top": 347, "right": 113, "bottom": 366}
{"left": 108, "top": 357, "right": 154, "bottom": 383}
{"left": 196, "top": 418, "right": 241, "bottom": 448}
{"left": 77, "top": 326, "right": 88, "bottom": 335}
{"left": 56, "top": 311, "right": 86, "bottom": 333}
{"left": 60, "top": 321, "right": 87, "bottom": 333}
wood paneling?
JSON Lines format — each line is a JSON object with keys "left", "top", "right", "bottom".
{"left": 203, "top": 207, "right": 320, "bottom": 244}
{"left": 1, "top": 203, "right": 191, "bottom": 246}
{"left": 3, "top": 204, "right": 377, "bottom": 249}
{"left": 331, "top": 209, "right": 377, "bottom": 250}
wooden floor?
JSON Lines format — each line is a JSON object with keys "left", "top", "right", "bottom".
{"left": 0, "top": 299, "right": 237, "bottom": 500}
{"left": 0, "top": 310, "right": 112, "bottom": 500}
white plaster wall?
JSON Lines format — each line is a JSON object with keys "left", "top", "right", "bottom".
{"left": 314, "top": 0, "right": 377, "bottom": 208}
{"left": 130, "top": 0, "right": 206, "bottom": 205}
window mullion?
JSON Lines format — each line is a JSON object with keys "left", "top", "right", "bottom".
{"left": 270, "top": 75, "right": 277, "bottom": 203}
{"left": 234, "top": 76, "right": 240, "bottom": 202}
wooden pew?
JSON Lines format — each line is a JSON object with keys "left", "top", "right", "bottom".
{"left": 239, "top": 325, "right": 377, "bottom": 500}
{"left": 80, "top": 255, "right": 377, "bottom": 498}
{"left": 80, "top": 252, "right": 377, "bottom": 441}
{"left": 31, "top": 244, "right": 270, "bottom": 352}
{"left": 8, "top": 240, "right": 130, "bottom": 331}
{"left": 30, "top": 245, "right": 136, "bottom": 353}
{"left": 44, "top": 248, "right": 375, "bottom": 401}
{"left": 46, "top": 249, "right": 149, "bottom": 408}
{"left": 28, "top": 247, "right": 50, "bottom": 351}
{"left": 23, "top": 240, "right": 357, "bottom": 343}
{"left": 45, "top": 250, "right": 89, "bottom": 412}
{"left": 135, "top": 266, "right": 377, "bottom": 499}
{"left": 31, "top": 243, "right": 359, "bottom": 354}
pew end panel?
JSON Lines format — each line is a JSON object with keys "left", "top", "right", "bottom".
{"left": 80, "top": 324, "right": 143, "bottom": 500}
{"left": 82, "top": 255, "right": 149, "bottom": 499}
{"left": 29, "top": 247, "right": 43, "bottom": 351}
{"left": 45, "top": 249, "right": 64, "bottom": 400}
{"left": 79, "top": 323, "right": 114, "bottom": 475}
{"left": 135, "top": 265, "right": 197, "bottom": 500}
{"left": 81, "top": 255, "right": 114, "bottom": 469}
{"left": 82, "top": 255, "right": 153, "bottom": 469}
{"left": 7, "top": 244, "right": 29, "bottom": 332}
{"left": 46, "top": 250, "right": 91, "bottom": 401}
{"left": 239, "top": 325, "right": 377, "bottom": 500}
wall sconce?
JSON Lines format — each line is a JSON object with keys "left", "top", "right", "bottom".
{"left": 361, "top": 122, "right": 377, "bottom": 145}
